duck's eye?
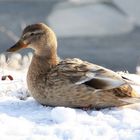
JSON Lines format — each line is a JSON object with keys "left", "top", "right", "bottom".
{"left": 22, "top": 32, "right": 35, "bottom": 39}
{"left": 30, "top": 32, "right": 34, "bottom": 36}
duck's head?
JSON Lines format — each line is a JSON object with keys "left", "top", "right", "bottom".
{"left": 7, "top": 23, "right": 57, "bottom": 56}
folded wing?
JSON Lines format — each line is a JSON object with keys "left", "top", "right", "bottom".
{"left": 55, "top": 58, "right": 126, "bottom": 90}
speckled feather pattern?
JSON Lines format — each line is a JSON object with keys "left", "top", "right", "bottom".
{"left": 27, "top": 56, "right": 137, "bottom": 108}
{"left": 8, "top": 23, "right": 139, "bottom": 109}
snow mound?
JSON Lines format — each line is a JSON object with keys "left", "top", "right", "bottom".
{"left": 48, "top": 0, "right": 140, "bottom": 37}
{"left": 0, "top": 59, "right": 140, "bottom": 139}
{"left": 51, "top": 107, "right": 77, "bottom": 123}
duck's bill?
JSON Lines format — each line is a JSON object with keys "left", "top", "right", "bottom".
{"left": 7, "top": 40, "right": 27, "bottom": 52}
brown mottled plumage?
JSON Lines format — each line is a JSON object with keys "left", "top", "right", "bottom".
{"left": 7, "top": 23, "right": 139, "bottom": 109}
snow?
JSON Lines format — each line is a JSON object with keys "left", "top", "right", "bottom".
{"left": 48, "top": 0, "right": 140, "bottom": 37}
{"left": 69, "top": 0, "right": 111, "bottom": 5}
{"left": 48, "top": 2, "right": 133, "bottom": 37}
{"left": 114, "top": 0, "right": 140, "bottom": 26}
{"left": 51, "top": 107, "right": 77, "bottom": 123}
{"left": 0, "top": 54, "right": 140, "bottom": 140}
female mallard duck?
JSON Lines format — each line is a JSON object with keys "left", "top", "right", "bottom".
{"left": 7, "top": 23, "right": 139, "bottom": 109}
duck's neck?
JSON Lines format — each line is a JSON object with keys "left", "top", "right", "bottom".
{"left": 29, "top": 50, "right": 59, "bottom": 76}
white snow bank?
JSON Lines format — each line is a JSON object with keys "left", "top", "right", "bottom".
{"left": 114, "top": 0, "right": 140, "bottom": 26}
{"left": 48, "top": 0, "right": 140, "bottom": 37}
{"left": 69, "top": 0, "right": 108, "bottom": 4}
{"left": 48, "top": 2, "right": 133, "bottom": 37}
{"left": 0, "top": 59, "right": 140, "bottom": 139}
{"left": 0, "top": 53, "right": 32, "bottom": 70}
{"left": 0, "top": 96, "right": 140, "bottom": 140}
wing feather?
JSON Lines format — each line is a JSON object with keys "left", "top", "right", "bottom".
{"left": 54, "top": 58, "right": 126, "bottom": 90}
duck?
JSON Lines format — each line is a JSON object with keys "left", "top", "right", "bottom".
{"left": 7, "top": 23, "right": 139, "bottom": 109}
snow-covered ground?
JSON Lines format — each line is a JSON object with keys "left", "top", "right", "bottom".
{"left": 0, "top": 53, "right": 140, "bottom": 140}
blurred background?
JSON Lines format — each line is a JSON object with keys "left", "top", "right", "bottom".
{"left": 0, "top": 0, "right": 140, "bottom": 73}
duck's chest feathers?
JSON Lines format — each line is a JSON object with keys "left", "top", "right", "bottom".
{"left": 27, "top": 55, "right": 56, "bottom": 94}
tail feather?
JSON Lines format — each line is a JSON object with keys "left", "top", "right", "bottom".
{"left": 113, "top": 84, "right": 139, "bottom": 98}
{"left": 123, "top": 77, "right": 140, "bottom": 87}
{"left": 119, "top": 97, "right": 140, "bottom": 109}
{"left": 119, "top": 72, "right": 140, "bottom": 86}
{"left": 113, "top": 84, "right": 140, "bottom": 108}
{"left": 119, "top": 97, "right": 140, "bottom": 104}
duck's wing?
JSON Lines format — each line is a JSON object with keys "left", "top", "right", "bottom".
{"left": 54, "top": 58, "right": 126, "bottom": 90}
